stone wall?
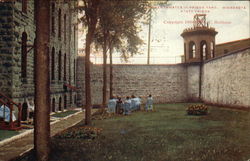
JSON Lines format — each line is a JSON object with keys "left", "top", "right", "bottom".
{"left": 0, "top": 2, "right": 14, "bottom": 97}
{"left": 77, "top": 48, "right": 250, "bottom": 109}
{"left": 49, "top": 1, "right": 78, "bottom": 111}
{"left": 187, "top": 63, "right": 200, "bottom": 102}
{"left": 202, "top": 48, "right": 250, "bottom": 108}
{"left": 77, "top": 59, "right": 188, "bottom": 105}
{"left": 112, "top": 65, "right": 187, "bottom": 104}
{"left": 0, "top": 1, "right": 78, "bottom": 112}
{"left": 12, "top": 0, "right": 36, "bottom": 100}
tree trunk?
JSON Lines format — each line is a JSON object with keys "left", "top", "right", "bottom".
{"left": 34, "top": 0, "right": 50, "bottom": 160}
{"left": 85, "top": 30, "right": 93, "bottom": 125}
{"left": 109, "top": 44, "right": 113, "bottom": 98}
{"left": 102, "top": 31, "right": 108, "bottom": 108}
{"left": 84, "top": 0, "right": 99, "bottom": 125}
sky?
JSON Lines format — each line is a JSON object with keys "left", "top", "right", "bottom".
{"left": 78, "top": 0, "right": 250, "bottom": 64}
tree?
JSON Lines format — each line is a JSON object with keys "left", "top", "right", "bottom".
{"left": 108, "top": 2, "right": 170, "bottom": 96}
{"left": 34, "top": 0, "right": 50, "bottom": 160}
{"left": 93, "top": 2, "right": 116, "bottom": 108}
{"left": 79, "top": 0, "right": 100, "bottom": 125}
{"left": 94, "top": 0, "right": 149, "bottom": 101}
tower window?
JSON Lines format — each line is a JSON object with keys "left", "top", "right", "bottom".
{"left": 21, "top": 32, "right": 27, "bottom": 78}
{"left": 200, "top": 41, "right": 207, "bottom": 61}
{"left": 202, "top": 44, "right": 207, "bottom": 60}
{"left": 192, "top": 45, "right": 196, "bottom": 58}
{"left": 211, "top": 42, "right": 214, "bottom": 58}
{"left": 189, "top": 41, "right": 196, "bottom": 59}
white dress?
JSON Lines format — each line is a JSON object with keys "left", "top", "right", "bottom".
{"left": 108, "top": 99, "right": 117, "bottom": 113}
{"left": 146, "top": 97, "right": 153, "bottom": 110}
{"left": 0, "top": 105, "right": 17, "bottom": 122}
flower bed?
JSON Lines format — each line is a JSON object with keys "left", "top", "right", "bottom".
{"left": 186, "top": 104, "right": 208, "bottom": 115}
{"left": 92, "top": 109, "right": 116, "bottom": 120}
{"left": 54, "top": 126, "right": 102, "bottom": 140}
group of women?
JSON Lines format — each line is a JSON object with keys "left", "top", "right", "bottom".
{"left": 107, "top": 94, "right": 154, "bottom": 115}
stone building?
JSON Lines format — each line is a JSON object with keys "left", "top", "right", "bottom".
{"left": 0, "top": 0, "right": 78, "bottom": 120}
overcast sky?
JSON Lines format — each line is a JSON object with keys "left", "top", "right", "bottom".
{"left": 79, "top": 1, "right": 250, "bottom": 64}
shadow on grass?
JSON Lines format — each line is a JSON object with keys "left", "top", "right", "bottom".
{"left": 51, "top": 110, "right": 78, "bottom": 118}
{"left": 14, "top": 103, "right": 250, "bottom": 161}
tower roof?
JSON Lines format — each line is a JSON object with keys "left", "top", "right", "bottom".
{"left": 181, "top": 14, "right": 218, "bottom": 38}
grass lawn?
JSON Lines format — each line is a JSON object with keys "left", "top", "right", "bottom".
{"left": 0, "top": 130, "right": 20, "bottom": 141}
{"left": 51, "top": 110, "right": 78, "bottom": 118}
{"left": 18, "top": 103, "right": 250, "bottom": 161}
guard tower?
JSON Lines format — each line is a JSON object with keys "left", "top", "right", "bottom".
{"left": 181, "top": 14, "right": 218, "bottom": 63}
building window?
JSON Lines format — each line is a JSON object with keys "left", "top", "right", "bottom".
{"left": 58, "top": 9, "right": 61, "bottom": 38}
{"left": 74, "top": 59, "right": 76, "bottom": 83}
{"left": 51, "top": 3, "right": 55, "bottom": 34}
{"left": 21, "top": 32, "right": 27, "bottom": 78}
{"left": 22, "top": 0, "right": 28, "bottom": 13}
{"left": 52, "top": 98, "right": 55, "bottom": 112}
{"left": 64, "top": 95, "right": 67, "bottom": 109}
{"left": 64, "top": 14, "right": 67, "bottom": 43}
{"left": 59, "top": 97, "right": 62, "bottom": 111}
{"left": 64, "top": 53, "right": 66, "bottom": 81}
{"left": 211, "top": 42, "right": 214, "bottom": 58}
{"left": 74, "top": 26, "right": 76, "bottom": 51}
{"left": 189, "top": 41, "right": 196, "bottom": 59}
{"left": 74, "top": 94, "right": 77, "bottom": 104}
{"left": 58, "top": 51, "right": 62, "bottom": 80}
{"left": 51, "top": 47, "right": 55, "bottom": 80}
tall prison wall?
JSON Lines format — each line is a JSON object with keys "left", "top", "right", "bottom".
{"left": 187, "top": 64, "right": 200, "bottom": 102}
{"left": 76, "top": 60, "right": 188, "bottom": 105}
{"left": 202, "top": 49, "right": 250, "bottom": 108}
{"left": 77, "top": 49, "right": 250, "bottom": 108}
{"left": 112, "top": 65, "right": 187, "bottom": 104}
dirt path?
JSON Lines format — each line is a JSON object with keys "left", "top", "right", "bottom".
{"left": 0, "top": 110, "right": 92, "bottom": 161}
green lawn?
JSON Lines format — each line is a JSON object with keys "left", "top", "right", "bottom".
{"left": 51, "top": 110, "right": 78, "bottom": 118}
{"left": 19, "top": 103, "right": 250, "bottom": 161}
{"left": 0, "top": 130, "right": 20, "bottom": 141}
